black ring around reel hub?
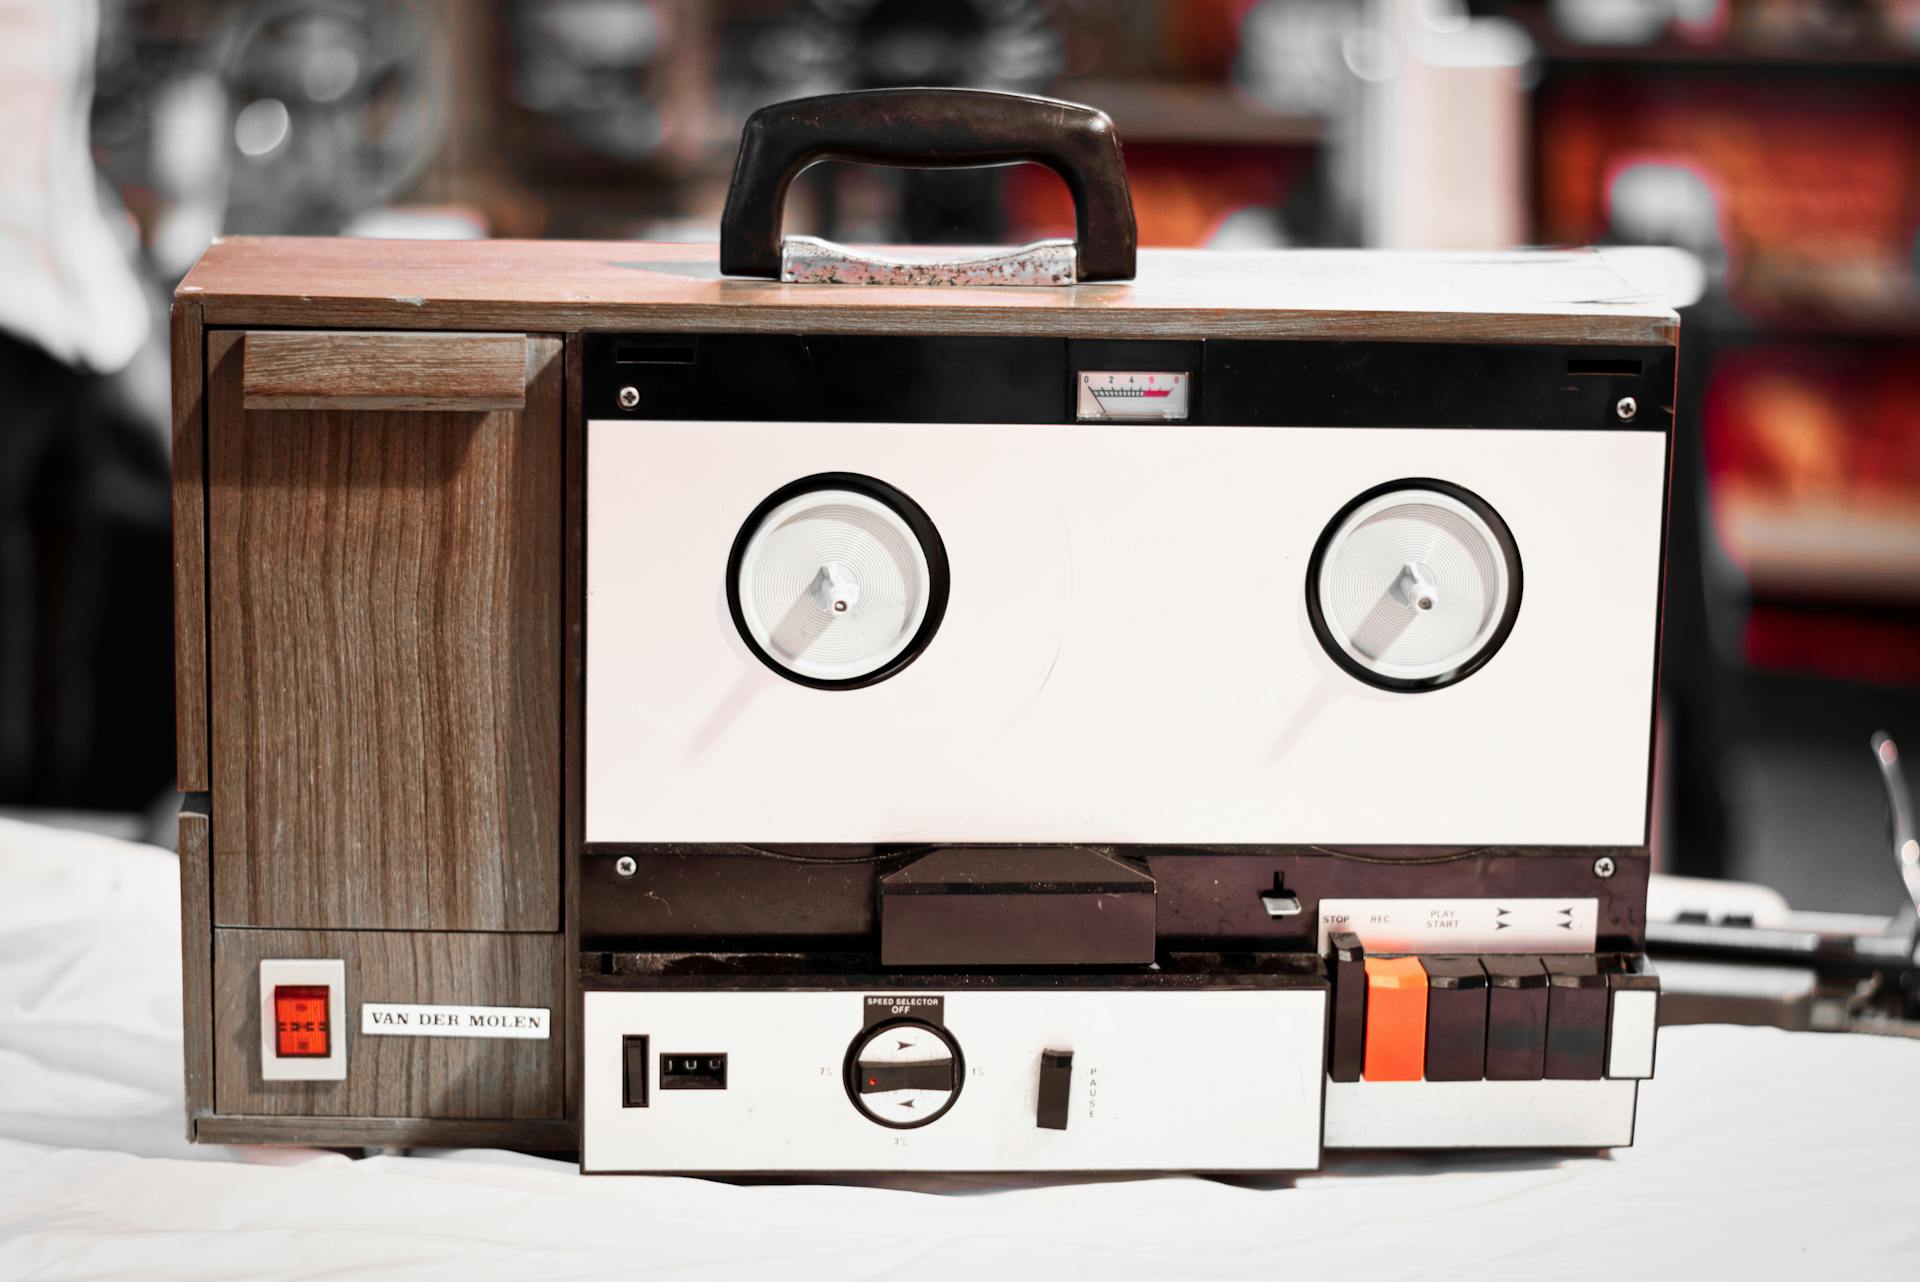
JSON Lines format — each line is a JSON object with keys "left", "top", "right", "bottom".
{"left": 726, "top": 472, "right": 951, "bottom": 691}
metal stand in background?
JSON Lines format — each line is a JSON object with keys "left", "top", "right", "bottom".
{"left": 1651, "top": 733, "right": 1920, "bottom": 1036}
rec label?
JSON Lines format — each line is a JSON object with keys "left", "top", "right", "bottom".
{"left": 360, "top": 1003, "right": 551, "bottom": 1040}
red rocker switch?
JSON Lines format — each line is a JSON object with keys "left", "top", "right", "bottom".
{"left": 273, "top": 985, "right": 332, "bottom": 1058}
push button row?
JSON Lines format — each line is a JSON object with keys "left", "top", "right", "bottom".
{"left": 1328, "top": 931, "right": 1658, "bottom": 1084}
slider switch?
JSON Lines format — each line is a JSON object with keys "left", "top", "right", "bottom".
{"left": 1036, "top": 1049, "right": 1073, "bottom": 1130}
{"left": 622, "top": 1035, "right": 649, "bottom": 1108}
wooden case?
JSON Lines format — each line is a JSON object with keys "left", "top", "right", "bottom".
{"left": 172, "top": 238, "right": 1673, "bottom": 1148}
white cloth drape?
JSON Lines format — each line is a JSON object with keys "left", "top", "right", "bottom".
{"left": 0, "top": 0, "right": 148, "bottom": 373}
{"left": 2, "top": 817, "right": 1916, "bottom": 1280}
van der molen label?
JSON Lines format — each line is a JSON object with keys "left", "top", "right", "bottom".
{"left": 359, "top": 1003, "right": 551, "bottom": 1040}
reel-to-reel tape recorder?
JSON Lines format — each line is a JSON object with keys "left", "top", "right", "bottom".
{"left": 172, "top": 89, "right": 1675, "bottom": 1173}
{"left": 576, "top": 322, "right": 1671, "bottom": 1171}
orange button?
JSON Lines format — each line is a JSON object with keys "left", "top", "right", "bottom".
{"left": 1363, "top": 956, "right": 1428, "bottom": 1081}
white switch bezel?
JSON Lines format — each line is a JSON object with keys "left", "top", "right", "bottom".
{"left": 1607, "top": 987, "right": 1659, "bottom": 1080}
{"left": 259, "top": 958, "right": 347, "bottom": 1082}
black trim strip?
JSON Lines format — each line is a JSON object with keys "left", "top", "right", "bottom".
{"left": 585, "top": 334, "right": 1675, "bottom": 432}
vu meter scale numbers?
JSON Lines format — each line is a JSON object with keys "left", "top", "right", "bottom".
{"left": 1076, "top": 371, "right": 1191, "bottom": 422}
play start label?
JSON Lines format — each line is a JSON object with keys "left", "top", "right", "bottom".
{"left": 360, "top": 1003, "right": 551, "bottom": 1040}
{"left": 1316, "top": 898, "right": 1598, "bottom": 954}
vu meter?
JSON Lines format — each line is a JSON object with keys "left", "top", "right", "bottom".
{"left": 1076, "top": 371, "right": 1191, "bottom": 422}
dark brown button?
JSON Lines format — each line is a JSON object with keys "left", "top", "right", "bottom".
{"left": 1543, "top": 955, "right": 1608, "bottom": 1080}
{"left": 1036, "top": 1049, "right": 1073, "bottom": 1130}
{"left": 1329, "top": 930, "right": 1366, "bottom": 1083}
{"left": 1482, "top": 955, "right": 1548, "bottom": 1080}
{"left": 622, "top": 1035, "right": 649, "bottom": 1108}
{"left": 1420, "top": 956, "right": 1488, "bottom": 1081}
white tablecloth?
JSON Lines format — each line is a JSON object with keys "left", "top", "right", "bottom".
{"left": 2, "top": 817, "right": 1916, "bottom": 1280}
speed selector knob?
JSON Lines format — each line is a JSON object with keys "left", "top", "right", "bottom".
{"left": 845, "top": 1020, "right": 962, "bottom": 1128}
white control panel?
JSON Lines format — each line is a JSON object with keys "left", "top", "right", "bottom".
{"left": 583, "top": 987, "right": 1326, "bottom": 1173}
{"left": 258, "top": 958, "right": 346, "bottom": 1082}
{"left": 1325, "top": 1079, "right": 1639, "bottom": 1149}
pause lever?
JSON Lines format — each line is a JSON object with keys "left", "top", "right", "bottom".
{"left": 1036, "top": 1050, "right": 1074, "bottom": 1130}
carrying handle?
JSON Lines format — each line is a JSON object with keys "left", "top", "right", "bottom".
{"left": 719, "top": 88, "right": 1137, "bottom": 284}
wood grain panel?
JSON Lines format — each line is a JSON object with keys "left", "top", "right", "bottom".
{"left": 207, "top": 332, "right": 561, "bottom": 931}
{"left": 193, "top": 1114, "right": 574, "bottom": 1150}
{"left": 425, "top": 337, "right": 564, "bottom": 930}
{"left": 213, "top": 928, "right": 566, "bottom": 1120}
{"left": 242, "top": 330, "right": 527, "bottom": 411}
{"left": 178, "top": 809, "right": 214, "bottom": 1131}
{"left": 562, "top": 332, "right": 585, "bottom": 1123}
{"left": 171, "top": 302, "right": 208, "bottom": 790}
{"left": 177, "top": 239, "right": 1679, "bottom": 346}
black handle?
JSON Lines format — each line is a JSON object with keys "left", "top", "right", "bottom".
{"left": 719, "top": 88, "right": 1136, "bottom": 283}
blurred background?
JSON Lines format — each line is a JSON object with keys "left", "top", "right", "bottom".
{"left": 2, "top": 0, "right": 1917, "bottom": 917}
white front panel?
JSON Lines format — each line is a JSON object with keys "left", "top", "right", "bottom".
{"left": 583, "top": 988, "right": 1325, "bottom": 1173}
{"left": 587, "top": 421, "right": 1665, "bottom": 846}
{"left": 1324, "top": 1079, "right": 1638, "bottom": 1148}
